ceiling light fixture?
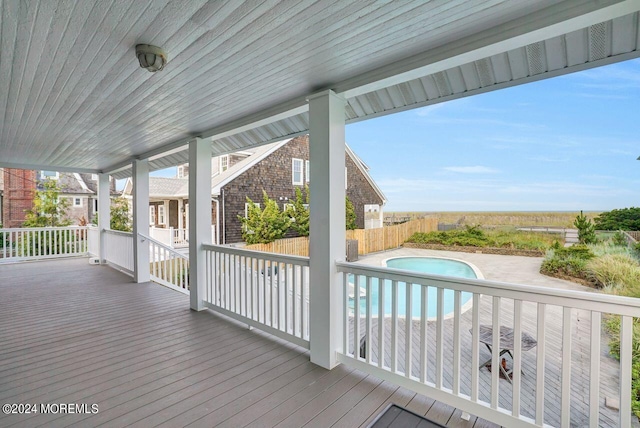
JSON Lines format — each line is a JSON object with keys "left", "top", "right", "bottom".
{"left": 135, "top": 44, "right": 167, "bottom": 72}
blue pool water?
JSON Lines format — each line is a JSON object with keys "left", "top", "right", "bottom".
{"left": 350, "top": 257, "right": 476, "bottom": 319}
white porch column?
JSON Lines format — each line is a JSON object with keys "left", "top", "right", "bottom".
{"left": 132, "top": 159, "right": 150, "bottom": 283}
{"left": 97, "top": 173, "right": 111, "bottom": 264}
{"left": 308, "top": 89, "right": 346, "bottom": 369}
{"left": 178, "top": 199, "right": 184, "bottom": 230}
{"left": 189, "top": 137, "right": 212, "bottom": 311}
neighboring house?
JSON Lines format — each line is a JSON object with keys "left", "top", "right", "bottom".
{"left": 122, "top": 135, "right": 386, "bottom": 244}
{"left": 1, "top": 169, "right": 117, "bottom": 227}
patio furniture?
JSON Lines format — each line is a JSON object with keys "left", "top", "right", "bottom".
{"left": 474, "top": 325, "right": 537, "bottom": 384}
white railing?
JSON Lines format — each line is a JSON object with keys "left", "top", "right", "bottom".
{"left": 173, "top": 228, "right": 189, "bottom": 246}
{"left": 141, "top": 233, "right": 189, "bottom": 294}
{"left": 0, "top": 226, "right": 89, "bottom": 262}
{"left": 149, "top": 226, "right": 173, "bottom": 246}
{"left": 202, "top": 244, "right": 310, "bottom": 349}
{"left": 103, "top": 229, "right": 134, "bottom": 273}
{"left": 336, "top": 262, "right": 638, "bottom": 428}
{"left": 87, "top": 225, "right": 100, "bottom": 257}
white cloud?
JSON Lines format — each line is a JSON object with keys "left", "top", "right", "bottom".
{"left": 443, "top": 166, "right": 499, "bottom": 174}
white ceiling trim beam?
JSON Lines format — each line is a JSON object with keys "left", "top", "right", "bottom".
{"left": 103, "top": 98, "right": 308, "bottom": 175}
{"left": 338, "top": 0, "right": 640, "bottom": 99}
{"left": 0, "top": 161, "right": 99, "bottom": 174}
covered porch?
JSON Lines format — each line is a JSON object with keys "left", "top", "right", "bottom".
{"left": 1, "top": 1, "right": 640, "bottom": 426}
{"left": 0, "top": 258, "right": 492, "bottom": 428}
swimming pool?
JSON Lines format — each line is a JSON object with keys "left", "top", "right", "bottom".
{"left": 350, "top": 257, "right": 479, "bottom": 319}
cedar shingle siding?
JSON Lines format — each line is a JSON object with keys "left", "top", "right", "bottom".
{"left": 220, "top": 135, "right": 383, "bottom": 244}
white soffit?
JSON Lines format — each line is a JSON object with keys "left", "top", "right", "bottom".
{"left": 0, "top": 0, "right": 638, "bottom": 177}
{"left": 110, "top": 8, "right": 640, "bottom": 179}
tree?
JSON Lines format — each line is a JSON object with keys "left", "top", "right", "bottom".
{"left": 93, "top": 197, "right": 132, "bottom": 232}
{"left": 23, "top": 178, "right": 71, "bottom": 227}
{"left": 239, "top": 191, "right": 289, "bottom": 244}
{"left": 285, "top": 186, "right": 310, "bottom": 236}
{"left": 574, "top": 210, "right": 596, "bottom": 244}
{"left": 346, "top": 196, "right": 357, "bottom": 230}
{"left": 594, "top": 207, "right": 640, "bottom": 231}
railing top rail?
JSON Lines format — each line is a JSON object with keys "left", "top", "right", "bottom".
{"left": 138, "top": 233, "right": 189, "bottom": 260}
{"left": 337, "top": 261, "right": 640, "bottom": 316}
{"left": 104, "top": 229, "right": 133, "bottom": 237}
{"left": 203, "top": 243, "right": 310, "bottom": 266}
{"left": 0, "top": 226, "right": 89, "bottom": 232}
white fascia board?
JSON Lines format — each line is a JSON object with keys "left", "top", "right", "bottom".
{"left": 211, "top": 139, "right": 291, "bottom": 194}
{"left": 346, "top": 144, "right": 387, "bottom": 204}
{"left": 338, "top": 0, "right": 640, "bottom": 99}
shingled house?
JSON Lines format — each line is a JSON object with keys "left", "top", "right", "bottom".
{"left": 123, "top": 135, "right": 385, "bottom": 245}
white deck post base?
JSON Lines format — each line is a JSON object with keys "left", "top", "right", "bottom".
{"left": 97, "top": 173, "right": 111, "bottom": 264}
{"left": 308, "top": 89, "right": 346, "bottom": 369}
{"left": 189, "top": 137, "right": 212, "bottom": 311}
{"left": 132, "top": 159, "right": 150, "bottom": 283}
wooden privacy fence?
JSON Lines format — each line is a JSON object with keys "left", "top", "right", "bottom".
{"left": 244, "top": 217, "right": 437, "bottom": 256}
{"left": 346, "top": 217, "right": 437, "bottom": 254}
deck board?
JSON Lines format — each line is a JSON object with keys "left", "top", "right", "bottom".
{"left": 1, "top": 258, "right": 498, "bottom": 428}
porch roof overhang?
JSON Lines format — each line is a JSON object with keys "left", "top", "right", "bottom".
{"left": 0, "top": 0, "right": 639, "bottom": 178}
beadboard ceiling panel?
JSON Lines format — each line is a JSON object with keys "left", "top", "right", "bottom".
{"left": 0, "top": 0, "right": 638, "bottom": 176}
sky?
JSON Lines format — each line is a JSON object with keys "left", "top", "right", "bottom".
{"left": 147, "top": 58, "right": 640, "bottom": 212}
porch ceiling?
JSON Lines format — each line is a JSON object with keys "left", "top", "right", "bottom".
{"left": 0, "top": 0, "right": 639, "bottom": 178}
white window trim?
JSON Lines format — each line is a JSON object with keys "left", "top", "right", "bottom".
{"left": 177, "top": 166, "right": 184, "bottom": 178}
{"left": 305, "top": 160, "right": 310, "bottom": 183}
{"left": 91, "top": 174, "right": 98, "bottom": 181}
{"left": 292, "top": 158, "right": 303, "bottom": 185}
{"left": 73, "top": 197, "right": 82, "bottom": 207}
{"left": 345, "top": 167, "right": 348, "bottom": 189}
{"left": 158, "top": 205, "right": 166, "bottom": 225}
{"left": 41, "top": 171, "right": 59, "bottom": 180}
{"left": 244, "top": 202, "right": 261, "bottom": 218}
{"left": 150, "top": 206, "right": 156, "bottom": 225}
{"left": 219, "top": 155, "right": 229, "bottom": 172}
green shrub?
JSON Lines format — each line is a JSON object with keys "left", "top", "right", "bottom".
{"left": 595, "top": 207, "right": 640, "bottom": 231}
{"left": 613, "top": 230, "right": 627, "bottom": 246}
{"left": 539, "top": 245, "right": 595, "bottom": 279}
{"left": 604, "top": 315, "right": 640, "bottom": 418}
{"left": 406, "top": 226, "right": 557, "bottom": 250}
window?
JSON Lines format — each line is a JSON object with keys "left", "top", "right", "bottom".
{"left": 219, "top": 155, "right": 229, "bottom": 172}
{"left": 305, "top": 160, "right": 310, "bottom": 183}
{"left": 177, "top": 166, "right": 185, "bottom": 178}
{"left": 283, "top": 203, "right": 294, "bottom": 212}
{"left": 158, "top": 205, "right": 166, "bottom": 225}
{"left": 41, "top": 171, "right": 59, "bottom": 180}
{"left": 93, "top": 199, "right": 98, "bottom": 212}
{"left": 91, "top": 174, "right": 98, "bottom": 181}
{"left": 73, "top": 197, "right": 82, "bottom": 207}
{"left": 149, "top": 206, "right": 156, "bottom": 225}
{"left": 244, "top": 202, "right": 260, "bottom": 218}
{"left": 292, "top": 158, "right": 303, "bottom": 185}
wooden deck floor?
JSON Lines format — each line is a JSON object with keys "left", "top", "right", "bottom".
{"left": 0, "top": 258, "right": 498, "bottom": 428}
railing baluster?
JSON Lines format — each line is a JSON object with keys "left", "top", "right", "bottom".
{"left": 354, "top": 275, "right": 361, "bottom": 359}
{"left": 619, "top": 315, "right": 633, "bottom": 428}
{"left": 378, "top": 276, "right": 385, "bottom": 369}
{"left": 343, "top": 272, "right": 349, "bottom": 356}
{"left": 366, "top": 276, "right": 372, "bottom": 365}
{"left": 471, "top": 293, "right": 480, "bottom": 402}
{"left": 536, "top": 303, "right": 546, "bottom": 425}
{"left": 453, "top": 290, "right": 461, "bottom": 394}
{"left": 391, "top": 280, "right": 398, "bottom": 373}
{"left": 405, "top": 282, "right": 412, "bottom": 378}
{"left": 436, "top": 287, "right": 444, "bottom": 389}
{"left": 302, "top": 265, "right": 307, "bottom": 340}
{"left": 512, "top": 299, "right": 522, "bottom": 417}
{"left": 284, "top": 262, "right": 289, "bottom": 334}
{"left": 589, "top": 311, "right": 601, "bottom": 428}
{"left": 491, "top": 296, "right": 500, "bottom": 409}
{"left": 420, "top": 285, "right": 427, "bottom": 383}
{"left": 293, "top": 264, "right": 298, "bottom": 337}
{"left": 561, "top": 307, "right": 572, "bottom": 427}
